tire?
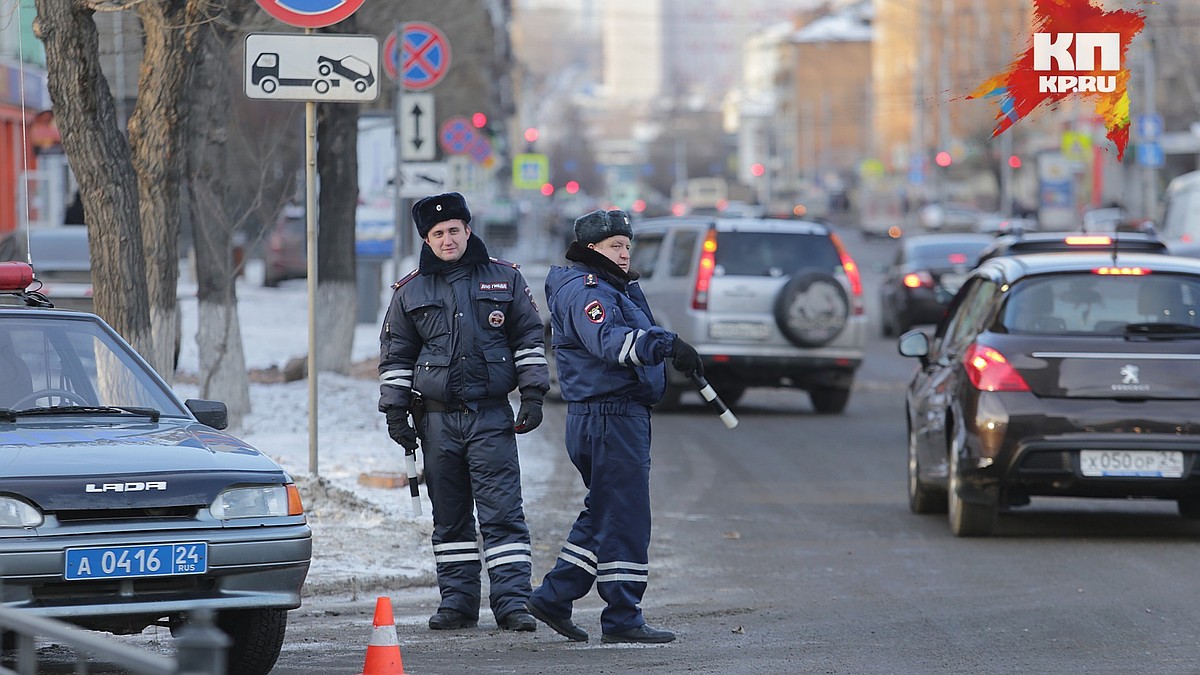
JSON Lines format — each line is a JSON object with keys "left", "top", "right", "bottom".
{"left": 1177, "top": 498, "right": 1200, "bottom": 519}
{"left": 774, "top": 271, "right": 850, "bottom": 348}
{"left": 908, "top": 426, "right": 946, "bottom": 514}
{"left": 218, "top": 608, "right": 288, "bottom": 675}
{"left": 809, "top": 385, "right": 851, "bottom": 414}
{"left": 314, "top": 80, "right": 330, "bottom": 95}
{"left": 318, "top": 63, "right": 332, "bottom": 76}
{"left": 948, "top": 444, "right": 996, "bottom": 536}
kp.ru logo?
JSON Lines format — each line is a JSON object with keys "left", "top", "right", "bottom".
{"left": 1034, "top": 32, "right": 1119, "bottom": 93}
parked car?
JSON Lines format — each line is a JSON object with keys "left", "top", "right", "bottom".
{"left": 0, "top": 227, "right": 92, "bottom": 311}
{"left": 899, "top": 251, "right": 1200, "bottom": 536}
{"left": 974, "top": 213, "right": 1038, "bottom": 235}
{"left": 1157, "top": 170, "right": 1200, "bottom": 254}
{"left": 879, "top": 233, "right": 993, "bottom": 336}
{"left": 0, "top": 261, "right": 311, "bottom": 673}
{"left": 263, "top": 204, "right": 306, "bottom": 287}
{"left": 622, "top": 216, "right": 866, "bottom": 412}
{"left": 976, "top": 231, "right": 1168, "bottom": 264}
{"left": 918, "top": 202, "right": 984, "bottom": 232}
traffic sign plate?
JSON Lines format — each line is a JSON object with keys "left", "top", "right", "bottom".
{"left": 244, "top": 33, "right": 379, "bottom": 102}
{"left": 398, "top": 162, "right": 450, "bottom": 198}
{"left": 439, "top": 116, "right": 475, "bottom": 155}
{"left": 400, "top": 22, "right": 451, "bottom": 91}
{"left": 399, "top": 93, "right": 436, "bottom": 161}
{"left": 255, "top": 0, "right": 364, "bottom": 29}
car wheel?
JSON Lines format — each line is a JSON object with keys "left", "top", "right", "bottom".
{"left": 1177, "top": 498, "right": 1200, "bottom": 519}
{"left": 218, "top": 608, "right": 288, "bottom": 675}
{"left": 908, "top": 426, "right": 947, "bottom": 514}
{"left": 948, "top": 443, "right": 995, "bottom": 536}
{"left": 809, "top": 384, "right": 851, "bottom": 414}
{"left": 774, "top": 271, "right": 849, "bottom": 348}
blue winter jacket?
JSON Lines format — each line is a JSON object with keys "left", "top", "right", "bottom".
{"left": 545, "top": 244, "right": 674, "bottom": 405}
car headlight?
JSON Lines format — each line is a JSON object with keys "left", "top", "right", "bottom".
{"left": 0, "top": 496, "right": 43, "bottom": 528}
{"left": 210, "top": 484, "right": 304, "bottom": 520}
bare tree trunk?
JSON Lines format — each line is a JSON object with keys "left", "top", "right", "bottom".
{"left": 187, "top": 0, "right": 251, "bottom": 428}
{"left": 33, "top": 0, "right": 150, "bottom": 355}
{"left": 315, "top": 16, "right": 361, "bottom": 375}
{"left": 128, "top": 1, "right": 204, "bottom": 383}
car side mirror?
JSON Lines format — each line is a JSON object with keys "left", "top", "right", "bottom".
{"left": 185, "top": 398, "right": 229, "bottom": 430}
{"left": 897, "top": 329, "right": 930, "bottom": 364}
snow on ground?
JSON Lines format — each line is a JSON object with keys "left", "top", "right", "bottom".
{"left": 172, "top": 258, "right": 559, "bottom": 599}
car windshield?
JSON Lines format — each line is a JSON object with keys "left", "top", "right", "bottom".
{"left": 0, "top": 315, "right": 188, "bottom": 415}
{"left": 714, "top": 232, "right": 839, "bottom": 277}
{"left": 998, "top": 273, "right": 1200, "bottom": 335}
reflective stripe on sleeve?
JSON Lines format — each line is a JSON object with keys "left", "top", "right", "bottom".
{"left": 618, "top": 329, "right": 646, "bottom": 367}
{"left": 514, "top": 346, "right": 547, "bottom": 367}
{"left": 380, "top": 368, "right": 413, "bottom": 389}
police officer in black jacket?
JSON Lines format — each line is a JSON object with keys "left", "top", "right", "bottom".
{"left": 378, "top": 192, "right": 548, "bottom": 632}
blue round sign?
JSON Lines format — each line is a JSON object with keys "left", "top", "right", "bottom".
{"left": 400, "top": 22, "right": 451, "bottom": 91}
{"left": 255, "top": 0, "right": 364, "bottom": 28}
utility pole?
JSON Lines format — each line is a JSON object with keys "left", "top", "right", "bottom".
{"left": 1142, "top": 32, "right": 1159, "bottom": 219}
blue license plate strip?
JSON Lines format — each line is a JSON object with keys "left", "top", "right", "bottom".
{"left": 65, "top": 542, "right": 208, "bottom": 581}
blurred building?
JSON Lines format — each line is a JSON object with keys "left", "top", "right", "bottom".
{"left": 0, "top": 0, "right": 51, "bottom": 233}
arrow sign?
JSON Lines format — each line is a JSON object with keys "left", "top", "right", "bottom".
{"left": 399, "top": 92, "right": 435, "bottom": 161}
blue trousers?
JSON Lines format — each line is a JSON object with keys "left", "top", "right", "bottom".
{"left": 531, "top": 400, "right": 652, "bottom": 634}
{"left": 422, "top": 405, "right": 532, "bottom": 621}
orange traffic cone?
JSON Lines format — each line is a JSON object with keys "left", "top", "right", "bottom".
{"left": 360, "top": 596, "right": 406, "bottom": 675}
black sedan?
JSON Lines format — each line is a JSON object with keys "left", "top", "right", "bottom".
{"left": 900, "top": 252, "right": 1200, "bottom": 536}
{"left": 0, "top": 262, "right": 310, "bottom": 674}
{"left": 879, "top": 233, "right": 992, "bottom": 336}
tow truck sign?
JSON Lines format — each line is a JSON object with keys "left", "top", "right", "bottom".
{"left": 244, "top": 33, "right": 379, "bottom": 102}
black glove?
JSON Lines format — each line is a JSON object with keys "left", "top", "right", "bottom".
{"left": 671, "top": 336, "right": 704, "bottom": 378}
{"left": 385, "top": 408, "right": 418, "bottom": 451}
{"left": 514, "top": 394, "right": 544, "bottom": 434}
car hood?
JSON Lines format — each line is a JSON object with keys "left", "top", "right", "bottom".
{"left": 996, "top": 334, "right": 1200, "bottom": 400}
{"left": 0, "top": 418, "right": 288, "bottom": 510}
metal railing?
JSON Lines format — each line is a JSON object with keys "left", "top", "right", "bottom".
{"left": 0, "top": 607, "right": 228, "bottom": 674}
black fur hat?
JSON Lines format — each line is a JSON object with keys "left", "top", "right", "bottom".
{"left": 412, "top": 192, "right": 472, "bottom": 238}
{"left": 574, "top": 209, "right": 633, "bottom": 246}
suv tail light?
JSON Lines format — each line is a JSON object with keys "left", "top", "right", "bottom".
{"left": 692, "top": 228, "right": 718, "bottom": 310}
{"left": 903, "top": 272, "right": 935, "bottom": 288}
{"left": 829, "top": 232, "right": 864, "bottom": 315}
{"left": 963, "top": 343, "right": 1030, "bottom": 392}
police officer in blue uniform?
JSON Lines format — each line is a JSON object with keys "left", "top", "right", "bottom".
{"left": 527, "top": 209, "right": 702, "bottom": 644}
{"left": 378, "top": 192, "right": 548, "bottom": 632}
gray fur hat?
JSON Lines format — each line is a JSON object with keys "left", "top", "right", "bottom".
{"left": 574, "top": 209, "right": 633, "bottom": 246}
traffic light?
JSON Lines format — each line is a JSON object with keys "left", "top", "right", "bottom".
{"left": 524, "top": 127, "right": 539, "bottom": 143}
{"left": 1007, "top": 155, "right": 1022, "bottom": 169}
{"left": 565, "top": 180, "right": 579, "bottom": 194}
{"left": 471, "top": 112, "right": 487, "bottom": 128}
{"left": 935, "top": 151, "right": 953, "bottom": 167}
{"left": 750, "top": 163, "right": 765, "bottom": 177}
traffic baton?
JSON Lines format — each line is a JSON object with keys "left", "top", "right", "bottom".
{"left": 405, "top": 447, "right": 422, "bottom": 517}
{"left": 692, "top": 373, "right": 738, "bottom": 429}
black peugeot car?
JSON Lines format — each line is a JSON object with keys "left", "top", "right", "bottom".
{"left": 0, "top": 261, "right": 310, "bottom": 674}
{"left": 899, "top": 251, "right": 1200, "bottom": 536}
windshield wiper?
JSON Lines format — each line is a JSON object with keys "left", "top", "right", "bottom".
{"left": 1124, "top": 322, "right": 1200, "bottom": 337}
{"left": 8, "top": 405, "right": 161, "bottom": 422}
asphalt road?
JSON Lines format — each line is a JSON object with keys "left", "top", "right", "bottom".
{"left": 21, "top": 233, "right": 1200, "bottom": 674}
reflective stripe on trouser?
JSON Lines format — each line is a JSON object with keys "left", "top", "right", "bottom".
{"left": 531, "top": 405, "right": 651, "bottom": 634}
{"left": 423, "top": 404, "right": 532, "bottom": 620}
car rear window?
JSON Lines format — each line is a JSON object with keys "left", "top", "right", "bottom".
{"left": 909, "top": 241, "right": 988, "bottom": 267}
{"left": 714, "top": 231, "right": 839, "bottom": 277}
{"left": 999, "top": 273, "right": 1200, "bottom": 334}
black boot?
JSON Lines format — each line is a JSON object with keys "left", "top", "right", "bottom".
{"left": 527, "top": 601, "right": 588, "bottom": 642}
{"left": 428, "top": 608, "right": 477, "bottom": 630}
{"left": 498, "top": 610, "right": 536, "bottom": 632}
{"left": 601, "top": 623, "right": 675, "bottom": 644}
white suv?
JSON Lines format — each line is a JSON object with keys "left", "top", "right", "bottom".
{"left": 629, "top": 217, "right": 866, "bottom": 412}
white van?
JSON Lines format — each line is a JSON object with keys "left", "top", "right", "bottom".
{"left": 1158, "top": 170, "right": 1200, "bottom": 253}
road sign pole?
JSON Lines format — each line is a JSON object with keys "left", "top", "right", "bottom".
{"left": 392, "top": 21, "right": 406, "bottom": 275}
{"left": 305, "top": 34, "right": 319, "bottom": 475}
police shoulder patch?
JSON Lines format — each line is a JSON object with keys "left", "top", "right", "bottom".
{"left": 489, "top": 256, "right": 520, "bottom": 269}
{"left": 391, "top": 268, "right": 419, "bottom": 290}
{"left": 584, "top": 299, "right": 605, "bottom": 323}
{"left": 584, "top": 273, "right": 597, "bottom": 287}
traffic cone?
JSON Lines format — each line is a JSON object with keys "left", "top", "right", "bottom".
{"left": 360, "top": 596, "right": 406, "bottom": 675}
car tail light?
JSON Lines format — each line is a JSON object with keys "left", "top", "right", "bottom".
{"left": 286, "top": 483, "right": 305, "bottom": 516}
{"left": 963, "top": 343, "right": 1030, "bottom": 392}
{"left": 1094, "top": 266, "right": 1150, "bottom": 275}
{"left": 1064, "top": 235, "right": 1112, "bottom": 246}
{"left": 903, "top": 272, "right": 934, "bottom": 288}
{"left": 829, "top": 232, "right": 864, "bottom": 315}
{"left": 692, "top": 228, "right": 718, "bottom": 310}
{"left": 947, "top": 253, "right": 968, "bottom": 265}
